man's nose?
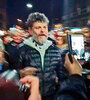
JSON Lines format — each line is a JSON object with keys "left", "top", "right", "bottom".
{"left": 41, "top": 28, "right": 45, "bottom": 33}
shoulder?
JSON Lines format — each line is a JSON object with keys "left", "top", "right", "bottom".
{"left": 47, "top": 44, "right": 62, "bottom": 56}
{"left": 20, "top": 44, "right": 31, "bottom": 50}
{"left": 49, "top": 43, "right": 60, "bottom": 50}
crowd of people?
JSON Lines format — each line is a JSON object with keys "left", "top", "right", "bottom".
{"left": 0, "top": 12, "right": 90, "bottom": 100}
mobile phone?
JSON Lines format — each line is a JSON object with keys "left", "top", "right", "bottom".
{"left": 71, "top": 34, "right": 85, "bottom": 60}
{"left": 67, "top": 33, "right": 85, "bottom": 63}
{"left": 67, "top": 33, "right": 73, "bottom": 63}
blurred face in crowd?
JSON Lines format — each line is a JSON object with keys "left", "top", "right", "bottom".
{"left": 82, "top": 27, "right": 90, "bottom": 37}
{"left": 12, "top": 31, "right": 22, "bottom": 44}
{"left": 3, "top": 35, "right": 12, "bottom": 43}
{"left": 55, "top": 36, "right": 64, "bottom": 46}
{"left": 30, "top": 21, "right": 48, "bottom": 45}
{"left": 54, "top": 29, "right": 67, "bottom": 47}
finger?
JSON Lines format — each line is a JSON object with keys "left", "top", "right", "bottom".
{"left": 23, "top": 67, "right": 38, "bottom": 72}
{"left": 19, "top": 67, "right": 37, "bottom": 75}
{"left": 24, "top": 67, "right": 37, "bottom": 70}
{"left": 65, "top": 53, "right": 71, "bottom": 64}
{"left": 20, "top": 76, "right": 33, "bottom": 83}
{"left": 20, "top": 75, "right": 39, "bottom": 84}
{"left": 72, "top": 56, "right": 82, "bottom": 69}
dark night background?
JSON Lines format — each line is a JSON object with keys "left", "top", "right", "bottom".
{"left": 6, "top": 0, "right": 63, "bottom": 27}
{"left": 0, "top": 0, "right": 89, "bottom": 29}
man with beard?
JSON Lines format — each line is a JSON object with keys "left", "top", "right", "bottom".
{"left": 19, "top": 12, "right": 68, "bottom": 100}
{"left": 0, "top": 53, "right": 87, "bottom": 100}
{"left": 20, "top": 53, "right": 88, "bottom": 100}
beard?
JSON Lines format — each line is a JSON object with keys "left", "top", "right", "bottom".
{"left": 32, "top": 34, "right": 48, "bottom": 45}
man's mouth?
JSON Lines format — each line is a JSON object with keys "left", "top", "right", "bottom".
{"left": 39, "top": 34, "right": 47, "bottom": 37}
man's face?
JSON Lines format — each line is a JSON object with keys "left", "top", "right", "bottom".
{"left": 30, "top": 21, "right": 48, "bottom": 45}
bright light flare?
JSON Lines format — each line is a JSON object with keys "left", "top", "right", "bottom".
{"left": 17, "top": 19, "right": 22, "bottom": 22}
{"left": 26, "top": 4, "right": 33, "bottom": 8}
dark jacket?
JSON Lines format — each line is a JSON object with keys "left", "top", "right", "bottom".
{"left": 5, "top": 41, "right": 25, "bottom": 69}
{"left": 19, "top": 38, "right": 68, "bottom": 97}
{"left": 55, "top": 75, "right": 88, "bottom": 100}
{"left": 19, "top": 38, "right": 87, "bottom": 100}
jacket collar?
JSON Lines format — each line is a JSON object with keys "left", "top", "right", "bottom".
{"left": 24, "top": 37, "right": 52, "bottom": 51}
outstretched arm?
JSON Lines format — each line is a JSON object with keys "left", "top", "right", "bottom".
{"left": 56, "top": 53, "right": 88, "bottom": 100}
{"left": 20, "top": 75, "right": 41, "bottom": 100}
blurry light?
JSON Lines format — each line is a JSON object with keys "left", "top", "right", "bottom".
{"left": 71, "top": 29, "right": 82, "bottom": 33}
{"left": 54, "top": 24, "right": 63, "bottom": 28}
{"left": 26, "top": 4, "right": 33, "bottom": 8}
{"left": 17, "top": 19, "right": 22, "bottom": 22}
{"left": 55, "top": 18, "right": 59, "bottom": 20}
{"left": 0, "top": 30, "right": 4, "bottom": 36}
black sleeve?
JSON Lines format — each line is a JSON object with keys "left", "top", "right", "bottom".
{"left": 19, "top": 46, "right": 31, "bottom": 69}
{"left": 55, "top": 75, "right": 88, "bottom": 100}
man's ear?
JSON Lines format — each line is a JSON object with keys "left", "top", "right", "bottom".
{"left": 28, "top": 27, "right": 32, "bottom": 36}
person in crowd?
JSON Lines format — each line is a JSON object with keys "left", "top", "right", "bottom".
{"left": 80, "top": 26, "right": 90, "bottom": 64}
{"left": 81, "top": 26, "right": 90, "bottom": 53}
{"left": 5, "top": 28, "right": 25, "bottom": 69}
{"left": 0, "top": 53, "right": 88, "bottom": 100}
{"left": 16, "top": 26, "right": 26, "bottom": 38}
{"left": 82, "top": 26, "right": 90, "bottom": 50}
{"left": 1, "top": 33, "right": 12, "bottom": 44}
{"left": 55, "top": 53, "right": 87, "bottom": 100}
{"left": 82, "top": 26, "right": 90, "bottom": 37}
{"left": 54, "top": 30, "right": 67, "bottom": 49}
{"left": 21, "top": 53, "right": 88, "bottom": 100}
{"left": 81, "top": 26, "right": 90, "bottom": 99}
{"left": 0, "top": 48, "right": 11, "bottom": 73}
{"left": 20, "top": 12, "right": 68, "bottom": 100}
{"left": 82, "top": 57, "right": 90, "bottom": 99}
{"left": 0, "top": 30, "right": 5, "bottom": 50}
{"left": 0, "top": 48, "right": 6, "bottom": 72}
{"left": 54, "top": 28, "right": 70, "bottom": 64}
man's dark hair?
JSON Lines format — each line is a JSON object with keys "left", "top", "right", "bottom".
{"left": 26, "top": 12, "right": 49, "bottom": 28}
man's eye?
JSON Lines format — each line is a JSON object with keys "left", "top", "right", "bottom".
{"left": 44, "top": 26, "right": 47, "bottom": 29}
{"left": 35, "top": 27, "right": 40, "bottom": 29}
